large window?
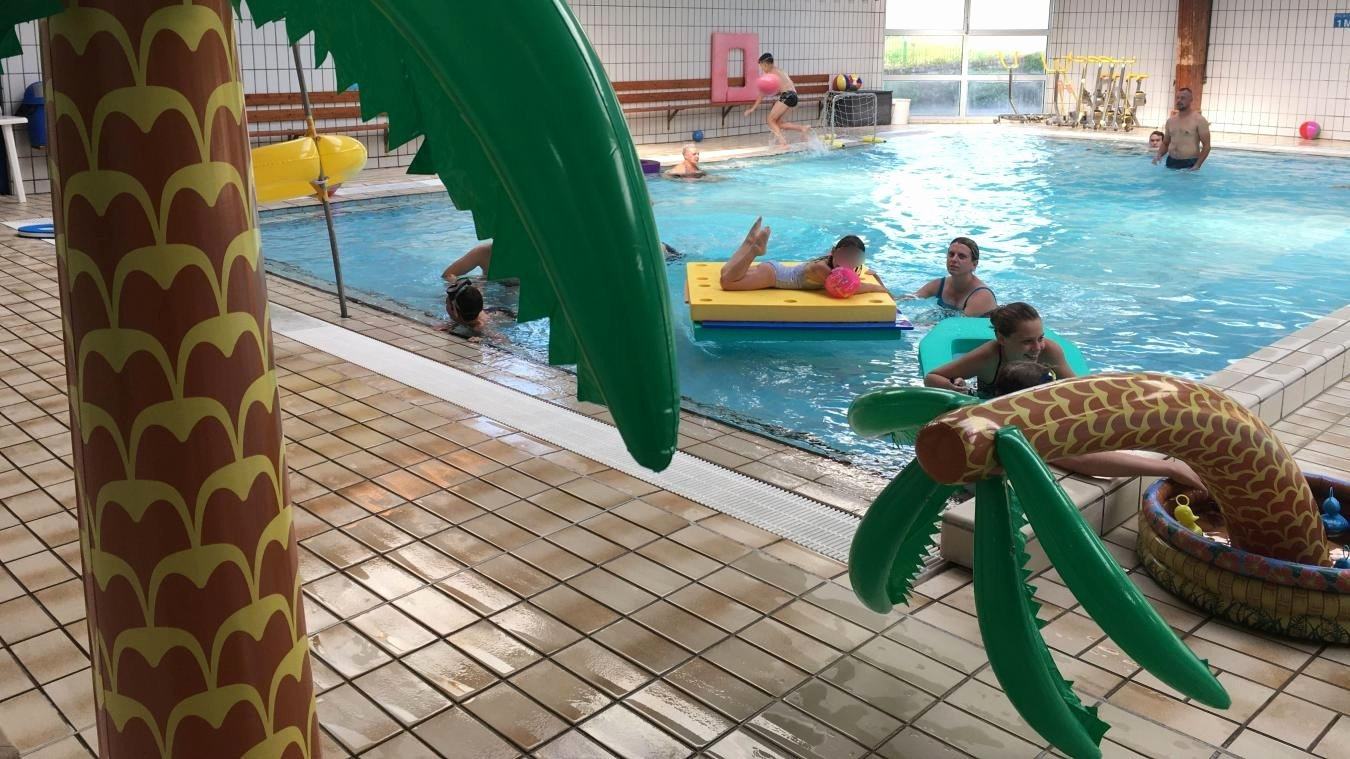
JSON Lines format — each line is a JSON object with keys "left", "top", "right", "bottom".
{"left": 884, "top": 0, "right": 1050, "bottom": 118}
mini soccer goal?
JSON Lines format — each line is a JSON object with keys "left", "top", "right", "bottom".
{"left": 823, "top": 92, "right": 885, "bottom": 147}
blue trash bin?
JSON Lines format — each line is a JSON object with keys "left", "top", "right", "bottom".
{"left": 16, "top": 82, "right": 45, "bottom": 148}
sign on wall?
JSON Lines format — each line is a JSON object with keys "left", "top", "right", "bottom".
{"left": 1336, "top": 12, "right": 1350, "bottom": 27}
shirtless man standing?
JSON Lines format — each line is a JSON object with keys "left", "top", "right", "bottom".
{"left": 744, "top": 53, "right": 811, "bottom": 146}
{"left": 1153, "top": 87, "right": 1211, "bottom": 170}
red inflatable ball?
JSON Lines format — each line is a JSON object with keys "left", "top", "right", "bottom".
{"left": 1299, "top": 121, "right": 1321, "bottom": 140}
{"left": 825, "top": 267, "right": 861, "bottom": 299}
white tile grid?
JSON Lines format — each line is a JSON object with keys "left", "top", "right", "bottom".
{"left": 1046, "top": 0, "right": 1350, "bottom": 141}
{"left": 572, "top": 0, "right": 887, "bottom": 144}
{"left": 1044, "top": 0, "right": 1180, "bottom": 131}
{"left": 1, "top": 2, "right": 883, "bottom": 185}
{"left": 1205, "top": 0, "right": 1350, "bottom": 140}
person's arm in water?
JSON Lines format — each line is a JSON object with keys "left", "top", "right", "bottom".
{"left": 1193, "top": 118, "right": 1212, "bottom": 170}
{"left": 1051, "top": 452, "right": 1205, "bottom": 491}
{"left": 924, "top": 341, "right": 997, "bottom": 393}
{"left": 899, "top": 278, "right": 941, "bottom": 301}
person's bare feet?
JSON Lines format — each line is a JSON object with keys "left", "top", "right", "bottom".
{"left": 738, "top": 216, "right": 771, "bottom": 258}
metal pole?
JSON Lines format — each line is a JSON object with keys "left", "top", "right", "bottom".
{"left": 291, "top": 43, "right": 349, "bottom": 318}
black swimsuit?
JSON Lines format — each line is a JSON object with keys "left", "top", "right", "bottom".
{"left": 778, "top": 91, "right": 799, "bottom": 108}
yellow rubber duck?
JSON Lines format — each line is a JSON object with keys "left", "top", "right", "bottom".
{"left": 1174, "top": 504, "right": 1203, "bottom": 535}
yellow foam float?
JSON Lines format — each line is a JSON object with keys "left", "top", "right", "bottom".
{"left": 685, "top": 261, "right": 897, "bottom": 323}
{"left": 252, "top": 135, "right": 368, "bottom": 203}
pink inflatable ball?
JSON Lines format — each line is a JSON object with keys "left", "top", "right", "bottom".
{"left": 1298, "top": 121, "right": 1321, "bottom": 140}
{"left": 756, "top": 74, "right": 781, "bottom": 95}
{"left": 824, "top": 267, "right": 862, "bottom": 299}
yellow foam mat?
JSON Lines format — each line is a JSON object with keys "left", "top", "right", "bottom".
{"left": 685, "top": 262, "right": 897, "bottom": 323}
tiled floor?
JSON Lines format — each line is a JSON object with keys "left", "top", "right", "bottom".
{"left": 2, "top": 135, "right": 1350, "bottom": 758}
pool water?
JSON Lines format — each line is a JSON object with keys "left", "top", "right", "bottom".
{"left": 260, "top": 131, "right": 1350, "bottom": 474}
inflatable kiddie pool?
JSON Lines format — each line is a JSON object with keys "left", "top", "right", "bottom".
{"left": 1139, "top": 473, "right": 1350, "bottom": 643}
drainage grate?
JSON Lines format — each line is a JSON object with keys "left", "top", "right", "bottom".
{"left": 271, "top": 305, "right": 861, "bottom": 561}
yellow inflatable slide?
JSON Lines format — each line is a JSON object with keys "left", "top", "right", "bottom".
{"left": 252, "top": 135, "right": 368, "bottom": 203}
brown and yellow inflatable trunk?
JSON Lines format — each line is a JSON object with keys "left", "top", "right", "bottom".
{"left": 916, "top": 372, "right": 1327, "bottom": 565}
{"left": 44, "top": 1, "right": 319, "bottom": 756}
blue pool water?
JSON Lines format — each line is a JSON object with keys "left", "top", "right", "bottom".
{"left": 260, "top": 131, "right": 1350, "bottom": 473}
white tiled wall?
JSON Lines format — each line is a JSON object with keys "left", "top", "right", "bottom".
{"left": 1205, "top": 0, "right": 1350, "bottom": 140}
{"left": 0, "top": 1, "right": 884, "bottom": 195}
{"left": 569, "top": 0, "right": 886, "bottom": 144}
{"left": 1045, "top": 0, "right": 1178, "bottom": 131}
{"left": 1, "top": 20, "right": 48, "bottom": 196}
{"left": 0, "top": 6, "right": 417, "bottom": 196}
{"left": 232, "top": 5, "right": 421, "bottom": 170}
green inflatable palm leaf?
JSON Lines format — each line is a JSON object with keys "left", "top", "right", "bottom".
{"left": 236, "top": 0, "right": 679, "bottom": 471}
{"left": 0, "top": 1, "right": 61, "bottom": 65}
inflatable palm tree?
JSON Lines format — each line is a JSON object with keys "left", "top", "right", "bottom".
{"left": 2, "top": 1, "right": 678, "bottom": 756}
{"left": 848, "top": 379, "right": 1240, "bottom": 759}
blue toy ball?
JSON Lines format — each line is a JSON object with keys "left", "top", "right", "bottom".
{"left": 692, "top": 130, "right": 705, "bottom": 142}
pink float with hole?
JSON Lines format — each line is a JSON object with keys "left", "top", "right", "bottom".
{"left": 710, "top": 32, "right": 760, "bottom": 103}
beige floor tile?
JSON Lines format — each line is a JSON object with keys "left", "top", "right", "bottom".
{"left": 1108, "top": 681, "right": 1239, "bottom": 747}
{"left": 914, "top": 702, "right": 1042, "bottom": 759}
{"left": 854, "top": 635, "right": 965, "bottom": 697}
{"left": 883, "top": 616, "right": 988, "bottom": 674}
{"left": 10, "top": 630, "right": 85, "bottom": 685}
{"left": 492, "top": 603, "right": 581, "bottom": 655}
{"left": 535, "top": 729, "right": 621, "bottom": 759}
{"left": 626, "top": 680, "right": 733, "bottom": 749}
{"left": 785, "top": 678, "right": 901, "bottom": 749}
{"left": 401, "top": 641, "right": 496, "bottom": 701}
{"left": 41, "top": 670, "right": 93, "bottom": 731}
{"left": 581, "top": 704, "right": 690, "bottom": 759}
{"left": 1191, "top": 620, "right": 1314, "bottom": 671}
{"left": 1228, "top": 728, "right": 1323, "bottom": 759}
{"left": 877, "top": 727, "right": 970, "bottom": 759}
{"left": 462, "top": 681, "right": 566, "bottom": 751}
{"left": 945, "top": 679, "right": 1046, "bottom": 747}
{"left": 1249, "top": 692, "right": 1337, "bottom": 750}
{"left": 1314, "top": 714, "right": 1350, "bottom": 758}
{"left": 0, "top": 595, "right": 56, "bottom": 645}
{"left": 1284, "top": 672, "right": 1350, "bottom": 716}
{"left": 1077, "top": 702, "right": 1219, "bottom": 759}
{"left": 511, "top": 660, "right": 612, "bottom": 723}
{"left": 413, "top": 708, "right": 518, "bottom": 759}
{"left": 0, "top": 690, "right": 72, "bottom": 753}
{"left": 553, "top": 639, "right": 651, "bottom": 698}
{"left": 448, "top": 621, "right": 540, "bottom": 677}
{"left": 21, "top": 734, "right": 94, "bottom": 759}
{"left": 352, "top": 662, "right": 451, "bottom": 726}
{"left": 664, "top": 657, "right": 772, "bottom": 723}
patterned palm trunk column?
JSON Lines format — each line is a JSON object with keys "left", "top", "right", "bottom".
{"left": 43, "top": 1, "right": 319, "bottom": 756}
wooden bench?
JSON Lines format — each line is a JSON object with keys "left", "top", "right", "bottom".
{"left": 245, "top": 90, "right": 388, "bottom": 140}
{"left": 614, "top": 74, "right": 832, "bottom": 128}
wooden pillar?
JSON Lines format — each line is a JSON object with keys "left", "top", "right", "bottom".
{"left": 1175, "top": 0, "right": 1214, "bottom": 107}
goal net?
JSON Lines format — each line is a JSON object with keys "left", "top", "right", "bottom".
{"left": 823, "top": 92, "right": 882, "bottom": 145}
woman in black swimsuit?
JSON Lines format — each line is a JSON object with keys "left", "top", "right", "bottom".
{"left": 923, "top": 302, "right": 1076, "bottom": 397}
{"left": 904, "top": 237, "right": 997, "bottom": 317}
